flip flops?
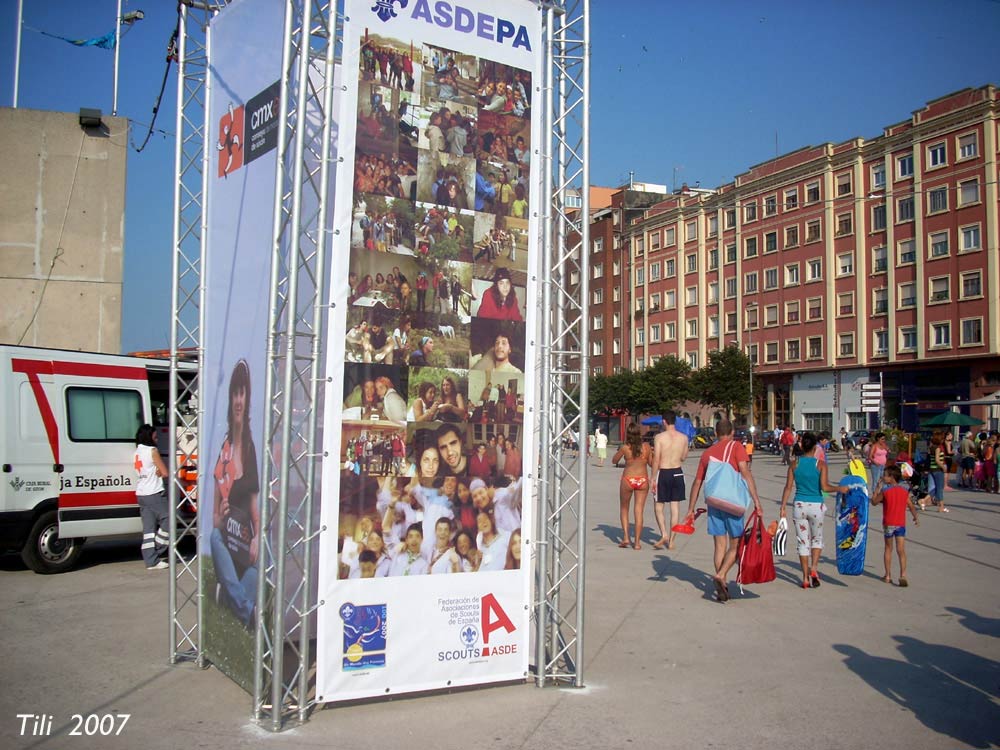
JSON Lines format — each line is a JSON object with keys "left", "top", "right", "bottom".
{"left": 713, "top": 577, "right": 729, "bottom": 602}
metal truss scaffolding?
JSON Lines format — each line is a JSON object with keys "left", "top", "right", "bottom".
{"left": 534, "top": 0, "right": 590, "bottom": 688}
{"left": 170, "top": 0, "right": 589, "bottom": 730}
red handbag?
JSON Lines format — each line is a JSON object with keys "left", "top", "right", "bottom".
{"left": 737, "top": 512, "right": 776, "bottom": 591}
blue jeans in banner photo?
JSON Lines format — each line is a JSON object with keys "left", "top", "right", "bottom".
{"left": 210, "top": 527, "right": 258, "bottom": 626}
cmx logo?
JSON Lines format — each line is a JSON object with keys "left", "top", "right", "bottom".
{"left": 217, "top": 102, "right": 244, "bottom": 178}
{"left": 9, "top": 477, "right": 25, "bottom": 492}
{"left": 371, "top": 0, "right": 407, "bottom": 23}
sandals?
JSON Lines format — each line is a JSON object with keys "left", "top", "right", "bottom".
{"left": 881, "top": 575, "right": 892, "bottom": 584}
{"left": 810, "top": 570, "right": 821, "bottom": 588}
{"left": 938, "top": 507, "right": 950, "bottom": 513}
{"left": 801, "top": 580, "right": 811, "bottom": 589}
{"left": 714, "top": 577, "right": 730, "bottom": 602}
{"left": 618, "top": 540, "right": 631, "bottom": 549}
{"left": 898, "top": 577, "right": 909, "bottom": 587}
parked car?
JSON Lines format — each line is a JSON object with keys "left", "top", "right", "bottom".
{"left": 692, "top": 427, "right": 716, "bottom": 449}
{"left": 846, "top": 430, "right": 872, "bottom": 449}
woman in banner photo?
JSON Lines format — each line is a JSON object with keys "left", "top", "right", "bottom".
{"left": 476, "top": 507, "right": 510, "bottom": 572}
{"left": 476, "top": 267, "right": 523, "bottom": 321}
{"left": 210, "top": 360, "right": 260, "bottom": 627}
{"left": 454, "top": 529, "right": 482, "bottom": 572}
{"left": 778, "top": 432, "right": 848, "bottom": 590}
{"left": 437, "top": 374, "right": 468, "bottom": 422}
{"left": 612, "top": 422, "right": 652, "bottom": 550}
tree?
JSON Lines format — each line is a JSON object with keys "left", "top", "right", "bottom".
{"left": 630, "top": 356, "right": 692, "bottom": 415}
{"left": 691, "top": 345, "right": 761, "bottom": 420}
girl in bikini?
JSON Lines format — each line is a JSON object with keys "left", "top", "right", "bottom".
{"left": 612, "top": 422, "right": 652, "bottom": 550}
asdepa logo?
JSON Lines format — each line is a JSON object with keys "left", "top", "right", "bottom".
{"left": 371, "top": 0, "right": 408, "bottom": 22}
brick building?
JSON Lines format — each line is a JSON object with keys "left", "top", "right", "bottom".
{"left": 589, "top": 85, "right": 1000, "bottom": 435}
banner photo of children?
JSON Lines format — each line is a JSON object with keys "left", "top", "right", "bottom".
{"left": 467, "top": 370, "right": 525, "bottom": 425}
{"left": 342, "top": 362, "right": 410, "bottom": 423}
{"left": 414, "top": 100, "right": 478, "bottom": 154}
{"left": 341, "top": 423, "right": 409, "bottom": 478}
{"left": 406, "top": 367, "right": 470, "bottom": 423}
{"left": 420, "top": 44, "right": 479, "bottom": 108}
{"left": 352, "top": 194, "right": 418, "bottom": 255}
{"left": 413, "top": 202, "right": 474, "bottom": 262}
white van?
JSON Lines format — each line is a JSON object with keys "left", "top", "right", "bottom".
{"left": 0, "top": 345, "right": 196, "bottom": 573}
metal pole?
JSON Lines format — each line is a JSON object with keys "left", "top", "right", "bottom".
{"left": 112, "top": 0, "right": 122, "bottom": 115}
{"left": 13, "top": 0, "right": 23, "bottom": 107}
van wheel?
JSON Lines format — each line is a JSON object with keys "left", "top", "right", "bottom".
{"left": 21, "top": 511, "right": 84, "bottom": 574}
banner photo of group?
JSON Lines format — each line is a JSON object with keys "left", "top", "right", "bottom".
{"left": 318, "top": 0, "right": 542, "bottom": 703}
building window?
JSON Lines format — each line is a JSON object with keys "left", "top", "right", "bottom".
{"left": 961, "top": 224, "right": 981, "bottom": 252}
{"left": 806, "top": 219, "right": 821, "bottom": 243}
{"left": 873, "top": 288, "right": 888, "bottom": 315}
{"left": 686, "top": 319, "right": 698, "bottom": 338}
{"left": 764, "top": 268, "right": 778, "bottom": 290}
{"left": 686, "top": 286, "right": 698, "bottom": 306}
{"left": 871, "top": 162, "right": 885, "bottom": 189}
{"left": 807, "top": 258, "right": 822, "bottom": 281}
{"left": 806, "top": 297, "right": 823, "bottom": 320}
{"left": 785, "top": 263, "right": 800, "bottom": 286}
{"left": 613, "top": 285, "right": 621, "bottom": 302}
{"left": 786, "top": 339, "right": 801, "bottom": 361}
{"left": 664, "top": 227, "right": 676, "bottom": 246}
{"left": 808, "top": 336, "right": 823, "bottom": 359}
{"left": 897, "top": 239, "right": 916, "bottom": 265}
{"left": 726, "top": 312, "right": 737, "bottom": 332}
{"left": 593, "top": 262, "right": 604, "bottom": 279}
{"left": 929, "top": 231, "right": 949, "bottom": 259}
{"left": 872, "top": 205, "right": 886, "bottom": 231}
{"left": 649, "top": 230, "right": 661, "bottom": 250}
{"left": 566, "top": 194, "right": 582, "bottom": 208}
{"left": 613, "top": 312, "right": 621, "bottom": 328}
{"left": 959, "top": 178, "right": 980, "bottom": 206}
{"left": 764, "top": 195, "right": 777, "bottom": 216}
{"left": 636, "top": 328, "right": 645, "bottom": 345}
{"left": 687, "top": 352, "right": 698, "bottom": 369}
{"left": 872, "top": 247, "right": 887, "bottom": 274}
{"left": 838, "top": 333, "right": 855, "bottom": 357}
{"left": 725, "top": 209, "right": 736, "bottom": 229}
{"left": 785, "top": 300, "right": 800, "bottom": 324}
{"left": 961, "top": 318, "right": 983, "bottom": 346}
{"left": 748, "top": 343, "right": 759, "bottom": 365}
{"left": 593, "top": 366, "right": 603, "bottom": 375}
{"left": 836, "top": 212, "right": 853, "bottom": 236}
{"left": 785, "top": 225, "right": 799, "bottom": 248}
{"left": 961, "top": 270, "right": 982, "bottom": 299}
{"left": 593, "top": 288, "right": 603, "bottom": 304}
{"left": 650, "top": 323, "right": 661, "bottom": 342}
{"left": 928, "top": 142, "right": 946, "bottom": 168}
{"left": 725, "top": 278, "right": 737, "bottom": 298}
{"left": 745, "top": 236, "right": 758, "bottom": 258}
{"left": 898, "top": 282, "right": 916, "bottom": 309}
{"left": 707, "top": 216, "right": 718, "bottom": 237}
{"left": 665, "top": 290, "right": 676, "bottom": 309}
{"left": 837, "top": 292, "right": 854, "bottom": 317}
{"left": 593, "top": 314, "right": 604, "bottom": 330}
{"left": 592, "top": 339, "right": 603, "bottom": 355}
{"left": 634, "top": 237, "right": 645, "bottom": 257}
{"left": 897, "top": 195, "right": 914, "bottom": 222}
{"left": 765, "top": 231, "right": 777, "bottom": 253}
{"left": 928, "top": 186, "right": 948, "bottom": 214}
{"left": 744, "top": 202, "right": 757, "bottom": 222}
{"left": 709, "top": 247, "right": 719, "bottom": 270}
{"left": 899, "top": 326, "right": 917, "bottom": 351}
{"left": 709, "top": 315, "right": 719, "bottom": 338}
{"left": 665, "top": 258, "right": 676, "bottom": 277}
{"left": 930, "top": 321, "right": 951, "bottom": 348}
{"left": 806, "top": 181, "right": 820, "bottom": 204}
{"left": 570, "top": 270, "right": 580, "bottom": 285}
{"left": 686, "top": 253, "right": 697, "bottom": 273}
{"left": 744, "top": 272, "right": 758, "bottom": 294}
{"left": 708, "top": 281, "right": 719, "bottom": 304}
{"left": 686, "top": 220, "right": 697, "bottom": 242}
{"left": 612, "top": 259, "right": 621, "bottom": 275}
{"left": 650, "top": 293, "right": 661, "bottom": 311}
{"left": 635, "top": 298, "right": 645, "bottom": 314}
{"left": 764, "top": 304, "right": 778, "bottom": 327}
{"left": 765, "top": 342, "right": 779, "bottom": 363}
{"left": 929, "top": 276, "right": 950, "bottom": 303}
{"left": 874, "top": 330, "right": 888, "bottom": 357}
{"left": 746, "top": 307, "right": 759, "bottom": 329}
{"left": 649, "top": 262, "right": 661, "bottom": 281}
{"left": 725, "top": 243, "right": 737, "bottom": 264}
{"left": 665, "top": 322, "right": 676, "bottom": 340}
{"left": 957, "top": 132, "right": 978, "bottom": 160}
{"left": 897, "top": 153, "right": 914, "bottom": 179}
{"left": 593, "top": 236, "right": 604, "bottom": 253}
{"left": 837, "top": 252, "right": 854, "bottom": 276}
{"left": 784, "top": 187, "right": 799, "bottom": 210}
{"left": 634, "top": 267, "right": 644, "bottom": 286}
{"left": 636, "top": 357, "right": 644, "bottom": 370}
{"left": 836, "top": 172, "right": 852, "bottom": 196}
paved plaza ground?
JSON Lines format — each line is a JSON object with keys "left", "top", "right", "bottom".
{"left": 1, "top": 450, "right": 998, "bottom": 749}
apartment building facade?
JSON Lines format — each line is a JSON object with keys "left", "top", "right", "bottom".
{"left": 590, "top": 85, "right": 1000, "bottom": 435}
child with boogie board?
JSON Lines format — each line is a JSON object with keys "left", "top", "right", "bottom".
{"left": 870, "top": 464, "right": 919, "bottom": 586}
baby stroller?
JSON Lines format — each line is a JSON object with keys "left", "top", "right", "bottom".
{"left": 907, "top": 457, "right": 932, "bottom": 506}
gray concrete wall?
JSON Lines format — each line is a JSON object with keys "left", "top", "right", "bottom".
{"left": 0, "top": 107, "right": 126, "bottom": 353}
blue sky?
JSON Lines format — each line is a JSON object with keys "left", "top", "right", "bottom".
{"left": 2, "top": 0, "right": 999, "bottom": 353}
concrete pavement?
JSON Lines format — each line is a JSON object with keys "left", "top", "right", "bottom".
{"left": 1, "top": 449, "right": 998, "bottom": 749}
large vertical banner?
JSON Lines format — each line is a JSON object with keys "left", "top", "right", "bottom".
{"left": 316, "top": 0, "right": 543, "bottom": 701}
{"left": 200, "top": 0, "right": 282, "bottom": 691}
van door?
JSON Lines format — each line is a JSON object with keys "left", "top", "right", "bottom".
{"left": 4, "top": 359, "right": 60, "bottom": 515}
{"left": 52, "top": 360, "right": 150, "bottom": 538}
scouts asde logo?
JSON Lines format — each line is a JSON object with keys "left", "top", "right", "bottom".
{"left": 217, "top": 102, "right": 244, "bottom": 178}
{"left": 371, "top": 0, "right": 407, "bottom": 23}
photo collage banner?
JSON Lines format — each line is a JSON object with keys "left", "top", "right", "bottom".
{"left": 317, "top": 0, "right": 543, "bottom": 702}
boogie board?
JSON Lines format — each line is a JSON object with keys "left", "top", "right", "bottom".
{"left": 836, "top": 475, "right": 869, "bottom": 575}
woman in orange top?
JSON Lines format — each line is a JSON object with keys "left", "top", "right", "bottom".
{"left": 612, "top": 423, "right": 652, "bottom": 550}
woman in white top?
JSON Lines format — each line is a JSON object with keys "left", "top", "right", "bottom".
{"left": 475, "top": 509, "right": 509, "bottom": 572}
{"left": 134, "top": 424, "right": 170, "bottom": 569}
{"left": 454, "top": 530, "right": 481, "bottom": 572}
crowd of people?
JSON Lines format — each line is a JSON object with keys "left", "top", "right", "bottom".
{"left": 360, "top": 41, "right": 415, "bottom": 91}
{"left": 354, "top": 152, "right": 417, "bottom": 199}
